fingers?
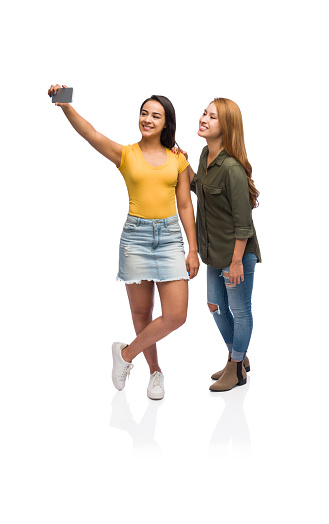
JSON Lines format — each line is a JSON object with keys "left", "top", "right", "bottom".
{"left": 230, "top": 274, "right": 239, "bottom": 285}
{"left": 55, "top": 102, "right": 69, "bottom": 108}
{"left": 186, "top": 262, "right": 199, "bottom": 279}
{"left": 171, "top": 146, "right": 187, "bottom": 158}
{"left": 48, "top": 83, "right": 65, "bottom": 98}
{"left": 228, "top": 272, "right": 244, "bottom": 285}
{"left": 171, "top": 147, "right": 188, "bottom": 162}
{"left": 192, "top": 266, "right": 200, "bottom": 279}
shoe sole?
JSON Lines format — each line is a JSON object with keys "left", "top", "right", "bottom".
{"left": 112, "top": 342, "right": 129, "bottom": 391}
{"left": 147, "top": 394, "right": 164, "bottom": 400}
{"left": 147, "top": 389, "right": 164, "bottom": 400}
{"left": 111, "top": 344, "right": 120, "bottom": 390}
{"left": 209, "top": 377, "right": 247, "bottom": 392}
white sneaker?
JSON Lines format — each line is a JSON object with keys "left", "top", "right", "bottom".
{"left": 112, "top": 342, "right": 134, "bottom": 391}
{"left": 147, "top": 371, "right": 165, "bottom": 400}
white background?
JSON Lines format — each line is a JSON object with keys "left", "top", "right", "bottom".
{"left": 1, "top": 1, "right": 328, "bottom": 522}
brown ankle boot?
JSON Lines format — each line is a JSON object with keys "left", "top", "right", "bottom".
{"left": 211, "top": 353, "right": 250, "bottom": 380}
{"left": 209, "top": 360, "right": 247, "bottom": 391}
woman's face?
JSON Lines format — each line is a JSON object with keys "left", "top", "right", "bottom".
{"left": 198, "top": 102, "right": 222, "bottom": 139}
{"left": 139, "top": 100, "right": 166, "bottom": 140}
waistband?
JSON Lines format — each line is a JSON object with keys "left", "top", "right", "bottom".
{"left": 125, "top": 214, "right": 179, "bottom": 226}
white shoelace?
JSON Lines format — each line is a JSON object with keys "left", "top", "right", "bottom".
{"left": 120, "top": 363, "right": 134, "bottom": 380}
{"left": 150, "top": 372, "right": 163, "bottom": 389}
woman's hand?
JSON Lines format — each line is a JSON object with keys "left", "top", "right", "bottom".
{"left": 186, "top": 251, "right": 199, "bottom": 279}
{"left": 48, "top": 84, "right": 70, "bottom": 108}
{"left": 171, "top": 146, "right": 188, "bottom": 161}
{"left": 229, "top": 239, "right": 247, "bottom": 285}
{"left": 229, "top": 260, "right": 244, "bottom": 285}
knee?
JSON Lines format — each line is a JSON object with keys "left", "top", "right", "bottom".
{"left": 165, "top": 312, "right": 187, "bottom": 331}
{"left": 207, "top": 302, "right": 218, "bottom": 313}
{"left": 131, "top": 307, "right": 153, "bottom": 326}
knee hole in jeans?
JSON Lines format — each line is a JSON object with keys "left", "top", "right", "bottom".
{"left": 207, "top": 302, "right": 219, "bottom": 313}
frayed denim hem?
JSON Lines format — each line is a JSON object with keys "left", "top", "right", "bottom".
{"left": 116, "top": 276, "right": 189, "bottom": 285}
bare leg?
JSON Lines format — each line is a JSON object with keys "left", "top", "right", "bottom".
{"left": 122, "top": 280, "right": 188, "bottom": 363}
{"left": 125, "top": 281, "right": 161, "bottom": 374}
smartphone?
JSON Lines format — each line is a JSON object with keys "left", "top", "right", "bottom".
{"left": 52, "top": 87, "right": 73, "bottom": 104}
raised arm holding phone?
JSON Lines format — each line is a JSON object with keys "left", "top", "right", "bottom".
{"left": 48, "top": 84, "right": 199, "bottom": 400}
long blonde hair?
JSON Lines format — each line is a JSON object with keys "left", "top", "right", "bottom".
{"left": 213, "top": 98, "right": 259, "bottom": 208}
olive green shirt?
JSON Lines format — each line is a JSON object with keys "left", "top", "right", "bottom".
{"left": 191, "top": 147, "right": 261, "bottom": 269}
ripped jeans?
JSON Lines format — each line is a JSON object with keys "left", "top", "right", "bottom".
{"left": 207, "top": 252, "right": 257, "bottom": 362}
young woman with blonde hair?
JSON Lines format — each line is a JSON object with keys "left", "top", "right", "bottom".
{"left": 48, "top": 85, "right": 199, "bottom": 400}
{"left": 177, "top": 97, "right": 261, "bottom": 391}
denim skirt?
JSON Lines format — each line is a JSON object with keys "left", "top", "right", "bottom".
{"left": 117, "top": 214, "right": 189, "bottom": 284}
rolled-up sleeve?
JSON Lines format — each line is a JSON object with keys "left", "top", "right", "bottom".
{"left": 226, "top": 165, "right": 254, "bottom": 239}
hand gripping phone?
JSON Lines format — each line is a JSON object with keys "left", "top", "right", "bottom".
{"left": 52, "top": 87, "right": 73, "bottom": 104}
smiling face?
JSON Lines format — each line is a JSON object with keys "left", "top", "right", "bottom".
{"left": 198, "top": 101, "right": 222, "bottom": 140}
{"left": 139, "top": 100, "right": 166, "bottom": 141}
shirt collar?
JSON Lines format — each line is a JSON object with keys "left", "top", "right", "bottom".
{"left": 201, "top": 147, "right": 227, "bottom": 171}
{"left": 214, "top": 148, "right": 227, "bottom": 166}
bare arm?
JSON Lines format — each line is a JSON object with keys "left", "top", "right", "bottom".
{"left": 48, "top": 84, "right": 122, "bottom": 167}
{"left": 175, "top": 168, "right": 199, "bottom": 279}
{"left": 187, "top": 165, "right": 195, "bottom": 184}
{"left": 171, "top": 147, "right": 195, "bottom": 183}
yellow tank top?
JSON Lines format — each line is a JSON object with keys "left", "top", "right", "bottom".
{"left": 118, "top": 143, "right": 189, "bottom": 219}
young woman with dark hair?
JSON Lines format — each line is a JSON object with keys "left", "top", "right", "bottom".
{"left": 176, "top": 97, "right": 261, "bottom": 391}
{"left": 48, "top": 85, "right": 199, "bottom": 400}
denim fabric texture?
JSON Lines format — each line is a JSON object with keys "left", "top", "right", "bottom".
{"left": 207, "top": 252, "right": 257, "bottom": 361}
{"left": 117, "top": 214, "right": 188, "bottom": 284}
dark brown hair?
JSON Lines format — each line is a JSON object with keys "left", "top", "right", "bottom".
{"left": 140, "top": 95, "right": 176, "bottom": 149}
